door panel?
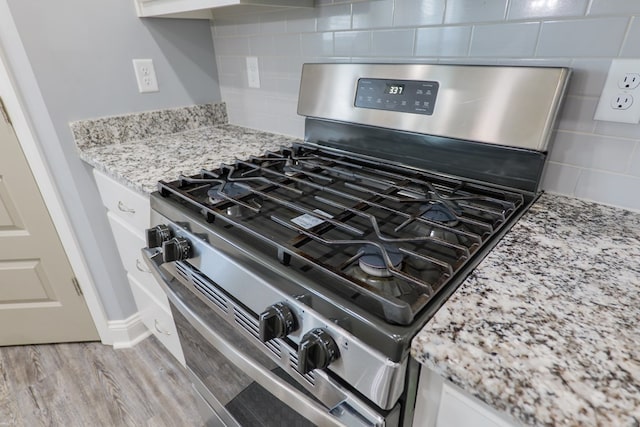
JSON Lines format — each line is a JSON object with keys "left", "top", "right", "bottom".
{"left": 0, "top": 259, "right": 54, "bottom": 301}
{"left": 0, "top": 176, "right": 24, "bottom": 231}
{"left": 0, "top": 97, "right": 98, "bottom": 345}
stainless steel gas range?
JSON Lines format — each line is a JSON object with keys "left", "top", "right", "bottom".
{"left": 142, "top": 63, "right": 569, "bottom": 426}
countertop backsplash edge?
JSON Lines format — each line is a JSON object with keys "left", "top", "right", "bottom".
{"left": 70, "top": 102, "right": 228, "bottom": 149}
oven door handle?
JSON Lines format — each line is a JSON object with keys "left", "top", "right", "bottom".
{"left": 142, "top": 248, "right": 375, "bottom": 427}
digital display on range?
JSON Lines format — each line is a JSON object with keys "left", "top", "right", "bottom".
{"left": 355, "top": 78, "right": 439, "bottom": 115}
{"left": 385, "top": 84, "right": 405, "bottom": 95}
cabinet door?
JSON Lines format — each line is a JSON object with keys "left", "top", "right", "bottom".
{"left": 436, "top": 383, "right": 515, "bottom": 427}
{"left": 129, "top": 273, "right": 185, "bottom": 365}
{"left": 134, "top": 0, "right": 313, "bottom": 19}
{"left": 107, "top": 212, "right": 170, "bottom": 309}
{"left": 413, "top": 368, "right": 518, "bottom": 427}
{"left": 93, "top": 169, "right": 183, "bottom": 364}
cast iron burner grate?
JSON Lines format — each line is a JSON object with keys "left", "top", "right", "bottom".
{"left": 157, "top": 143, "right": 524, "bottom": 325}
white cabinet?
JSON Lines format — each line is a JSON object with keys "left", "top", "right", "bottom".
{"left": 413, "top": 368, "right": 520, "bottom": 427}
{"left": 135, "top": 0, "right": 313, "bottom": 19}
{"left": 128, "top": 272, "right": 184, "bottom": 360}
{"left": 93, "top": 169, "right": 150, "bottom": 233}
{"left": 93, "top": 169, "right": 185, "bottom": 365}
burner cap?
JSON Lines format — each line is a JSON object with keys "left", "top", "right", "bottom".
{"left": 421, "top": 203, "right": 460, "bottom": 226}
{"left": 282, "top": 158, "right": 298, "bottom": 176}
{"left": 207, "top": 182, "right": 250, "bottom": 203}
{"left": 359, "top": 245, "right": 403, "bottom": 278}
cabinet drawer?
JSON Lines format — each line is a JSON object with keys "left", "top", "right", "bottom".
{"left": 129, "top": 273, "right": 185, "bottom": 366}
{"left": 108, "top": 212, "right": 169, "bottom": 309}
{"left": 94, "top": 169, "right": 150, "bottom": 232}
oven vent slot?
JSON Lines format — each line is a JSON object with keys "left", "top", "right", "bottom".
{"left": 177, "top": 264, "right": 315, "bottom": 386}
{"left": 287, "top": 350, "right": 315, "bottom": 385}
{"left": 233, "top": 308, "right": 260, "bottom": 340}
{"left": 191, "top": 275, "right": 229, "bottom": 314}
{"left": 231, "top": 309, "right": 283, "bottom": 359}
{"left": 231, "top": 309, "right": 284, "bottom": 359}
{"left": 264, "top": 340, "right": 282, "bottom": 359}
{"left": 175, "top": 262, "right": 189, "bottom": 280}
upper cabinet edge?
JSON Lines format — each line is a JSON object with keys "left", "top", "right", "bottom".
{"left": 135, "top": 0, "right": 314, "bottom": 19}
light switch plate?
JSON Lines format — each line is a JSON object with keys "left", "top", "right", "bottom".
{"left": 594, "top": 59, "right": 640, "bottom": 124}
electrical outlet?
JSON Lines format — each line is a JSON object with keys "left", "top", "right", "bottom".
{"left": 132, "top": 59, "right": 159, "bottom": 93}
{"left": 619, "top": 73, "right": 640, "bottom": 89}
{"left": 611, "top": 94, "right": 633, "bottom": 110}
{"left": 594, "top": 59, "right": 640, "bottom": 123}
{"left": 246, "top": 57, "right": 260, "bottom": 89}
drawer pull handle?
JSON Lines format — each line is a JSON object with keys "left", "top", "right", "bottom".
{"left": 154, "top": 319, "right": 171, "bottom": 336}
{"left": 136, "top": 258, "right": 150, "bottom": 273}
{"left": 117, "top": 201, "right": 135, "bottom": 214}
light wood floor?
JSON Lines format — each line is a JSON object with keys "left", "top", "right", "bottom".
{"left": 0, "top": 337, "right": 203, "bottom": 427}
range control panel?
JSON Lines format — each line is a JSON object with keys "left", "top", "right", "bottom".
{"left": 355, "top": 78, "right": 439, "bottom": 115}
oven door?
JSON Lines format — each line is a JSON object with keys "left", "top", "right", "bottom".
{"left": 142, "top": 248, "right": 398, "bottom": 427}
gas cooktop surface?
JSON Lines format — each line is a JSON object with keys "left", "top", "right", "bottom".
{"left": 157, "top": 143, "right": 527, "bottom": 325}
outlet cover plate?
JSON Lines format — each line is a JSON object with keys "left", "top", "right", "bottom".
{"left": 246, "top": 57, "right": 260, "bottom": 89}
{"left": 133, "top": 59, "right": 159, "bottom": 93}
{"left": 594, "top": 59, "right": 640, "bottom": 123}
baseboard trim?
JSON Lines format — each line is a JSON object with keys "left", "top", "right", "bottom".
{"left": 107, "top": 312, "right": 150, "bottom": 349}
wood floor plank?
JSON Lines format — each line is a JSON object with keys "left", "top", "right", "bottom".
{"left": 123, "top": 340, "right": 203, "bottom": 426}
{"left": 0, "top": 348, "right": 23, "bottom": 426}
{"left": 50, "top": 342, "right": 120, "bottom": 426}
{"left": 115, "top": 340, "right": 202, "bottom": 426}
{"left": 13, "top": 380, "right": 64, "bottom": 427}
{"left": 0, "top": 337, "right": 203, "bottom": 427}
{"left": 46, "top": 371, "right": 101, "bottom": 427}
{"left": 93, "top": 357, "right": 141, "bottom": 426}
{"left": 0, "top": 398, "right": 23, "bottom": 427}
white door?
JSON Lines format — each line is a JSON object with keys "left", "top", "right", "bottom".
{"left": 0, "top": 97, "right": 98, "bottom": 345}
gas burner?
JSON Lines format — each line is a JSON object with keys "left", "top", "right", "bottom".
{"left": 207, "top": 182, "right": 261, "bottom": 217}
{"left": 420, "top": 203, "right": 461, "bottom": 227}
{"left": 282, "top": 158, "right": 298, "bottom": 177}
{"left": 349, "top": 269, "right": 415, "bottom": 299}
{"left": 207, "top": 182, "right": 251, "bottom": 204}
{"left": 358, "top": 245, "right": 404, "bottom": 278}
{"left": 345, "top": 246, "right": 416, "bottom": 300}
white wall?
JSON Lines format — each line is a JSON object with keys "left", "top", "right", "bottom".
{"left": 211, "top": 0, "right": 640, "bottom": 211}
{"left": 2, "top": 0, "right": 221, "bottom": 319}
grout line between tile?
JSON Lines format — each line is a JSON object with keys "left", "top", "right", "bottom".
{"left": 626, "top": 142, "right": 639, "bottom": 175}
{"left": 617, "top": 15, "right": 634, "bottom": 57}
{"left": 441, "top": 0, "right": 448, "bottom": 25}
{"left": 504, "top": 0, "right": 511, "bottom": 21}
{"left": 532, "top": 19, "right": 543, "bottom": 57}
{"left": 570, "top": 167, "right": 583, "bottom": 195}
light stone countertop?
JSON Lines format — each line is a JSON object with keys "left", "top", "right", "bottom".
{"left": 411, "top": 193, "right": 640, "bottom": 427}
{"left": 76, "top": 107, "right": 639, "bottom": 427}
{"left": 78, "top": 124, "right": 300, "bottom": 194}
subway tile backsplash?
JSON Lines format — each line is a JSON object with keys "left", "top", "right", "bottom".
{"left": 507, "top": 0, "right": 589, "bottom": 20}
{"left": 392, "top": 0, "right": 445, "bottom": 27}
{"left": 352, "top": 0, "right": 394, "bottom": 29}
{"left": 536, "top": 18, "right": 629, "bottom": 57}
{"left": 415, "top": 26, "right": 471, "bottom": 57}
{"left": 444, "top": 0, "right": 508, "bottom": 24}
{"left": 210, "top": 0, "right": 640, "bottom": 211}
{"left": 469, "top": 22, "right": 539, "bottom": 57}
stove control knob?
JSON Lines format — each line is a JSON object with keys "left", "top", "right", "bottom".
{"left": 162, "top": 237, "right": 192, "bottom": 262}
{"left": 259, "top": 303, "right": 297, "bottom": 342}
{"left": 146, "top": 225, "right": 172, "bottom": 248}
{"left": 298, "top": 329, "right": 339, "bottom": 375}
